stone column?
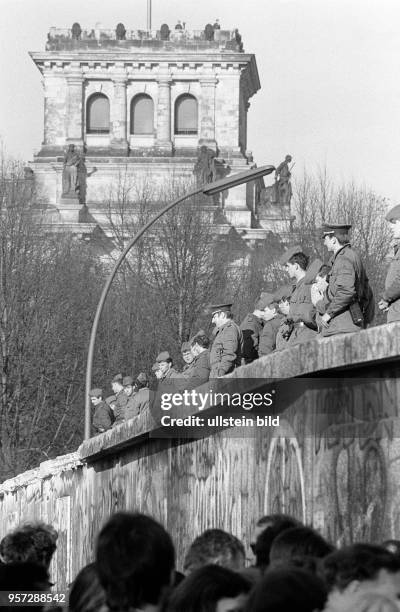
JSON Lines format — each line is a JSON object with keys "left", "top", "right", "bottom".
{"left": 156, "top": 77, "right": 173, "bottom": 155}
{"left": 65, "top": 64, "right": 84, "bottom": 147}
{"left": 199, "top": 76, "right": 218, "bottom": 152}
{"left": 111, "top": 77, "right": 129, "bottom": 155}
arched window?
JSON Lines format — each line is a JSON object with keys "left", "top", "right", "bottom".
{"left": 86, "top": 93, "right": 110, "bottom": 133}
{"left": 130, "top": 94, "right": 154, "bottom": 135}
{"left": 174, "top": 94, "right": 198, "bottom": 135}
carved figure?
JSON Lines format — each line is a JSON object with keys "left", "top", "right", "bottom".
{"left": 275, "top": 154, "right": 293, "bottom": 206}
{"left": 62, "top": 145, "right": 80, "bottom": 197}
{"left": 194, "top": 146, "right": 216, "bottom": 186}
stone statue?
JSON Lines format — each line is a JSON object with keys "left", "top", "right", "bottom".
{"left": 62, "top": 145, "right": 80, "bottom": 197}
{"left": 194, "top": 146, "right": 216, "bottom": 186}
{"left": 275, "top": 154, "right": 293, "bottom": 206}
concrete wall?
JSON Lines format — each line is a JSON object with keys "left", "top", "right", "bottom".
{"left": 1, "top": 323, "right": 400, "bottom": 589}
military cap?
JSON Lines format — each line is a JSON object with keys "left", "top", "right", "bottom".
{"left": 105, "top": 395, "right": 116, "bottom": 406}
{"left": 385, "top": 205, "right": 400, "bottom": 223}
{"left": 136, "top": 372, "right": 149, "bottom": 384}
{"left": 89, "top": 388, "right": 103, "bottom": 398}
{"left": 151, "top": 363, "right": 160, "bottom": 372}
{"left": 322, "top": 222, "right": 351, "bottom": 237}
{"left": 279, "top": 245, "right": 304, "bottom": 265}
{"left": 255, "top": 292, "right": 276, "bottom": 310}
{"left": 181, "top": 342, "right": 191, "bottom": 353}
{"left": 208, "top": 302, "right": 233, "bottom": 316}
{"left": 111, "top": 373, "right": 123, "bottom": 383}
{"left": 156, "top": 351, "right": 171, "bottom": 363}
{"left": 273, "top": 284, "right": 294, "bottom": 302}
{"left": 123, "top": 375, "right": 133, "bottom": 386}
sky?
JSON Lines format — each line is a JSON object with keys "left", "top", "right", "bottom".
{"left": 1, "top": 0, "right": 400, "bottom": 203}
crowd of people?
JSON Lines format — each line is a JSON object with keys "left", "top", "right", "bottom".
{"left": 1, "top": 512, "right": 400, "bottom": 611}
{"left": 90, "top": 214, "right": 400, "bottom": 435}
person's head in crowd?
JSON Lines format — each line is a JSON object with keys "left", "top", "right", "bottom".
{"left": 322, "top": 223, "right": 352, "bottom": 252}
{"left": 279, "top": 246, "right": 309, "bottom": 283}
{"left": 324, "top": 590, "right": 399, "bottom": 612}
{"left": 69, "top": 562, "right": 106, "bottom": 612}
{"left": 136, "top": 372, "right": 149, "bottom": 390}
{"left": 152, "top": 362, "right": 163, "bottom": 381}
{"left": 123, "top": 376, "right": 134, "bottom": 397}
{"left": 269, "top": 526, "right": 335, "bottom": 567}
{"left": 0, "top": 562, "right": 52, "bottom": 612}
{"left": 111, "top": 374, "right": 124, "bottom": 394}
{"left": 253, "top": 293, "right": 279, "bottom": 322}
{"left": 96, "top": 512, "right": 175, "bottom": 612}
{"left": 252, "top": 515, "right": 302, "bottom": 570}
{"left": 323, "top": 544, "right": 400, "bottom": 609}
{"left": 156, "top": 352, "right": 173, "bottom": 377}
{"left": 89, "top": 388, "right": 103, "bottom": 407}
{"left": 210, "top": 303, "right": 233, "bottom": 329}
{"left": 166, "top": 565, "right": 251, "bottom": 612}
{"left": 272, "top": 286, "right": 293, "bottom": 316}
{"left": 191, "top": 334, "right": 210, "bottom": 356}
{"left": 184, "top": 529, "right": 245, "bottom": 575}
{"left": 181, "top": 342, "right": 194, "bottom": 365}
{"left": 244, "top": 566, "right": 327, "bottom": 612}
{"left": 0, "top": 523, "right": 58, "bottom": 570}
{"left": 382, "top": 540, "right": 400, "bottom": 558}
{"left": 385, "top": 205, "right": 400, "bottom": 241}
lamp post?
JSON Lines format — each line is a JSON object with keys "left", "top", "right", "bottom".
{"left": 84, "top": 165, "right": 275, "bottom": 439}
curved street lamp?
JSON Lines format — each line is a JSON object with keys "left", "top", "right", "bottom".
{"left": 84, "top": 164, "right": 275, "bottom": 439}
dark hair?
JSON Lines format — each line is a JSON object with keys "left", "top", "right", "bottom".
{"left": 245, "top": 566, "right": 327, "bottom": 612}
{"left": 0, "top": 562, "right": 51, "bottom": 612}
{"left": 191, "top": 334, "right": 210, "bottom": 349}
{"left": 184, "top": 529, "right": 245, "bottom": 574}
{"left": 288, "top": 253, "right": 309, "bottom": 270}
{"left": 96, "top": 512, "right": 175, "bottom": 610}
{"left": 254, "top": 516, "right": 301, "bottom": 570}
{"left": 165, "top": 565, "right": 251, "bottom": 612}
{"left": 269, "top": 526, "right": 335, "bottom": 566}
{"left": 69, "top": 562, "right": 106, "bottom": 612}
{"left": 335, "top": 232, "right": 350, "bottom": 245}
{"left": 317, "top": 264, "right": 330, "bottom": 278}
{"left": 0, "top": 523, "right": 57, "bottom": 569}
{"left": 256, "top": 513, "right": 302, "bottom": 529}
{"left": 322, "top": 544, "right": 400, "bottom": 591}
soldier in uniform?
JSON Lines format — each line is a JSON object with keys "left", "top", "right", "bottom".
{"left": 125, "top": 373, "right": 150, "bottom": 420}
{"left": 181, "top": 342, "right": 195, "bottom": 372}
{"left": 258, "top": 293, "right": 284, "bottom": 356}
{"left": 379, "top": 204, "right": 400, "bottom": 322}
{"left": 239, "top": 297, "right": 266, "bottom": 364}
{"left": 319, "top": 223, "right": 374, "bottom": 336}
{"left": 155, "top": 351, "right": 178, "bottom": 381}
{"left": 111, "top": 374, "right": 128, "bottom": 427}
{"left": 173, "top": 334, "right": 211, "bottom": 390}
{"left": 273, "top": 284, "right": 295, "bottom": 349}
{"left": 90, "top": 388, "right": 114, "bottom": 435}
{"left": 123, "top": 375, "right": 137, "bottom": 420}
{"left": 209, "top": 303, "right": 243, "bottom": 378}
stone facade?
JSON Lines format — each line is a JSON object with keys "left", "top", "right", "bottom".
{"left": 29, "top": 24, "right": 291, "bottom": 240}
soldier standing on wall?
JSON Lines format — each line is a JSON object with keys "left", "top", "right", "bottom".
{"left": 379, "top": 205, "right": 400, "bottom": 322}
{"left": 209, "top": 303, "right": 243, "bottom": 377}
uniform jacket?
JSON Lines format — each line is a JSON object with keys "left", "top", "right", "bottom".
{"left": 240, "top": 313, "right": 263, "bottom": 363}
{"left": 113, "top": 390, "right": 128, "bottom": 426}
{"left": 210, "top": 319, "right": 243, "bottom": 378}
{"left": 287, "top": 275, "right": 318, "bottom": 345}
{"left": 259, "top": 315, "right": 283, "bottom": 355}
{"left": 125, "top": 387, "right": 150, "bottom": 420}
{"left": 321, "top": 243, "right": 372, "bottom": 336}
{"left": 173, "top": 350, "right": 211, "bottom": 390}
{"left": 92, "top": 401, "right": 114, "bottom": 435}
{"left": 383, "top": 242, "right": 400, "bottom": 322}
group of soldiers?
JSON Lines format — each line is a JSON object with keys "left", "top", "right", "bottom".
{"left": 90, "top": 207, "right": 400, "bottom": 435}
